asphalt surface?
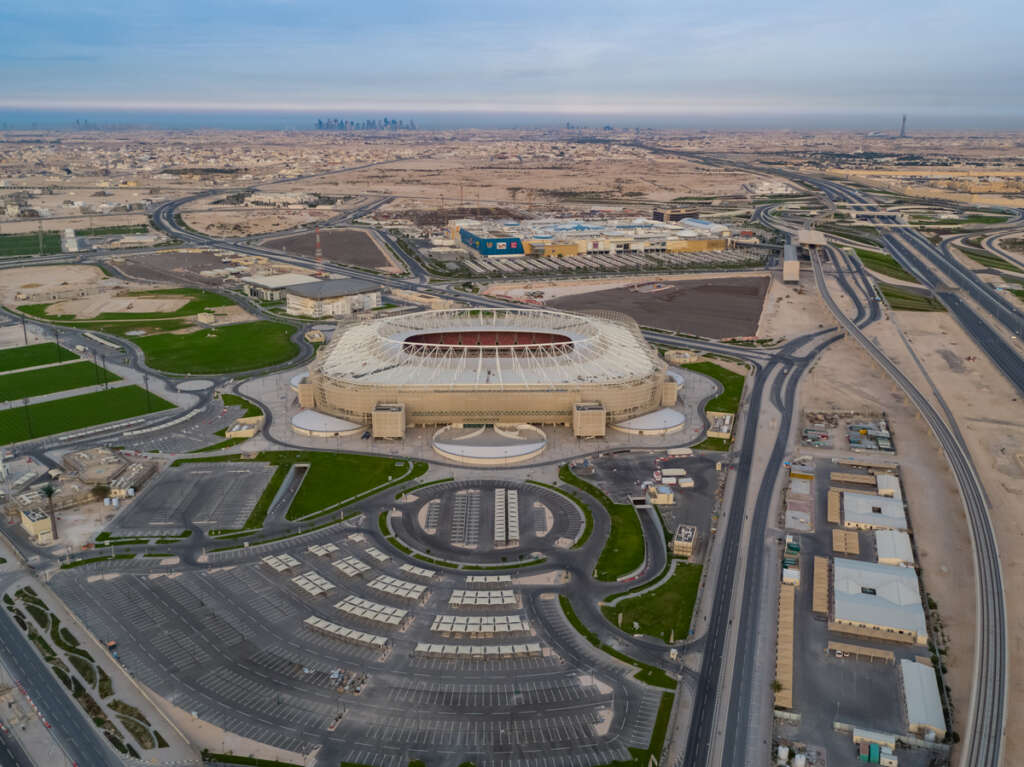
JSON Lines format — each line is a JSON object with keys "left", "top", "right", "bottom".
{"left": 0, "top": 586, "right": 121, "bottom": 767}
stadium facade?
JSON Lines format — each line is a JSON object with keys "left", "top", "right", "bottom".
{"left": 296, "top": 308, "right": 680, "bottom": 439}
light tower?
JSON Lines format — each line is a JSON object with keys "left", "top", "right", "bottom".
{"left": 314, "top": 227, "right": 324, "bottom": 276}
{"left": 899, "top": 114, "right": 907, "bottom": 138}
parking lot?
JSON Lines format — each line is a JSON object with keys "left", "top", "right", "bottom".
{"left": 51, "top": 513, "right": 662, "bottom": 766}
{"left": 110, "top": 462, "right": 274, "bottom": 531}
{"left": 582, "top": 450, "right": 721, "bottom": 562}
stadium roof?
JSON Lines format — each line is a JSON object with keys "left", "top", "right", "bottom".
{"left": 287, "top": 278, "right": 379, "bottom": 299}
{"left": 317, "top": 308, "right": 662, "bottom": 390}
{"left": 832, "top": 558, "right": 926, "bottom": 642}
{"left": 242, "top": 273, "right": 320, "bottom": 289}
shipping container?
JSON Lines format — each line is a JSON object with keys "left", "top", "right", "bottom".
{"left": 661, "top": 468, "right": 688, "bottom": 477}
{"left": 870, "top": 743, "right": 880, "bottom": 763}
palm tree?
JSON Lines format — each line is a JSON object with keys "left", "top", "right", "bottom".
{"left": 41, "top": 483, "right": 57, "bottom": 541}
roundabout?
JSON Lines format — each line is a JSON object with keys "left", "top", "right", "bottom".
{"left": 392, "top": 479, "right": 587, "bottom": 564}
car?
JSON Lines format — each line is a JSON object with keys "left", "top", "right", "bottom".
{"left": 361, "top": 431, "right": 371, "bottom": 439}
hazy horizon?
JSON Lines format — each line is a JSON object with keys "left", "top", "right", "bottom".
{"left": 3, "top": 107, "right": 1024, "bottom": 133}
{"left": 3, "top": 0, "right": 1023, "bottom": 128}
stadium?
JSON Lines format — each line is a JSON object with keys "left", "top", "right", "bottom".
{"left": 294, "top": 308, "right": 684, "bottom": 457}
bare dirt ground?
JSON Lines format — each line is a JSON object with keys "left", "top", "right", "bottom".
{"left": 264, "top": 228, "right": 393, "bottom": 269}
{"left": 548, "top": 276, "right": 769, "bottom": 337}
{"left": 0, "top": 264, "right": 114, "bottom": 303}
{"left": 47, "top": 294, "right": 188, "bottom": 318}
{"left": 757, "top": 271, "right": 835, "bottom": 339}
{"left": 116, "top": 250, "right": 228, "bottom": 283}
{"left": 181, "top": 207, "right": 338, "bottom": 237}
{"left": 486, "top": 269, "right": 769, "bottom": 301}
{"left": 271, "top": 150, "right": 759, "bottom": 211}
{"left": 800, "top": 332, "right": 976, "bottom": 755}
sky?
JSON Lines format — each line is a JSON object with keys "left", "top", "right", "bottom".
{"left": 1, "top": 0, "right": 1023, "bottom": 121}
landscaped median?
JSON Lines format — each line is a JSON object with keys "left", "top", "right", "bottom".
{"left": 680, "top": 358, "right": 747, "bottom": 451}
{"left": 557, "top": 464, "right": 642, "bottom": 580}
{"left": 558, "top": 595, "right": 676, "bottom": 690}
{"left": 175, "top": 451, "right": 428, "bottom": 532}
{"left": 602, "top": 561, "right": 703, "bottom": 643}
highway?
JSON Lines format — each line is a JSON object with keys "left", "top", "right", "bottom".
{"left": 811, "top": 247, "right": 1006, "bottom": 767}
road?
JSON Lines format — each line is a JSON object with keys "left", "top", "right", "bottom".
{"left": 0, "top": 591, "right": 121, "bottom": 766}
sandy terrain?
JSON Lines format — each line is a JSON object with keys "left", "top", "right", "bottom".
{"left": 47, "top": 294, "right": 188, "bottom": 318}
{"left": 756, "top": 271, "right": 835, "bottom": 339}
{"left": 117, "top": 250, "right": 231, "bottom": 283}
{"left": 0, "top": 264, "right": 113, "bottom": 303}
{"left": 182, "top": 208, "right": 339, "bottom": 237}
{"left": 271, "top": 149, "right": 760, "bottom": 212}
{"left": 548, "top": 276, "right": 768, "bottom": 338}
{"left": 0, "top": 213, "right": 149, "bottom": 235}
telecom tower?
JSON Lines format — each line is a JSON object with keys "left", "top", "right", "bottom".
{"left": 899, "top": 114, "right": 907, "bottom": 138}
{"left": 314, "top": 227, "right": 324, "bottom": 275}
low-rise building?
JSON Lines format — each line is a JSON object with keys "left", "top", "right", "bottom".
{"left": 242, "top": 273, "right": 321, "bottom": 301}
{"left": 285, "top": 278, "right": 381, "bottom": 318}
{"left": 841, "top": 490, "right": 907, "bottom": 531}
{"left": 670, "top": 524, "right": 697, "bottom": 556}
{"left": 20, "top": 508, "right": 53, "bottom": 544}
{"left": 875, "top": 529, "right": 914, "bottom": 566}
{"left": 830, "top": 558, "right": 927, "bottom": 645}
{"left": 900, "top": 659, "right": 946, "bottom": 740}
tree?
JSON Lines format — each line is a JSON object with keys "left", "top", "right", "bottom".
{"left": 90, "top": 485, "right": 109, "bottom": 501}
{"left": 41, "top": 483, "right": 58, "bottom": 540}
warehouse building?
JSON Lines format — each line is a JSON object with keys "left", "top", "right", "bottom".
{"left": 285, "top": 278, "right": 381, "bottom": 318}
{"left": 830, "top": 558, "right": 928, "bottom": 645}
{"left": 841, "top": 491, "right": 908, "bottom": 531}
{"left": 242, "top": 273, "right": 320, "bottom": 301}
{"left": 900, "top": 659, "right": 946, "bottom": 740}
{"left": 875, "top": 529, "right": 915, "bottom": 567}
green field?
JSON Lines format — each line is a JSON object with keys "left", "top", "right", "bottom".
{"left": 0, "top": 233, "right": 62, "bottom": 257}
{"left": 0, "top": 385, "right": 174, "bottom": 445}
{"left": 220, "top": 392, "right": 263, "bottom": 418}
{"left": 0, "top": 361, "right": 120, "bottom": 402}
{"left": 175, "top": 451, "right": 425, "bottom": 528}
{"left": 878, "top": 284, "right": 946, "bottom": 312}
{"left": 132, "top": 321, "right": 298, "bottom": 374}
{"left": 956, "top": 246, "right": 1023, "bottom": 273}
{"left": 0, "top": 343, "right": 78, "bottom": 372}
{"left": 854, "top": 248, "right": 919, "bottom": 283}
{"left": 78, "top": 225, "right": 149, "bottom": 236}
{"left": 602, "top": 563, "right": 703, "bottom": 643}
{"left": 558, "top": 465, "right": 644, "bottom": 581}
{"left": 680, "top": 361, "right": 746, "bottom": 414}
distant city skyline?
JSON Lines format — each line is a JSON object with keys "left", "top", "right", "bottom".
{"left": 2, "top": 0, "right": 1023, "bottom": 122}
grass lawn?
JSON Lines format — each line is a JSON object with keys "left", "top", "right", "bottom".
{"left": 558, "top": 596, "right": 676, "bottom": 690}
{"left": 879, "top": 284, "right": 946, "bottom": 312}
{"left": 133, "top": 321, "right": 298, "bottom": 374}
{"left": 0, "top": 232, "right": 61, "bottom": 257}
{"left": 0, "top": 385, "right": 174, "bottom": 445}
{"left": 220, "top": 392, "right": 263, "bottom": 418}
{"left": 175, "top": 451, "right": 426, "bottom": 527}
{"left": 78, "top": 225, "right": 149, "bottom": 236}
{"left": 602, "top": 563, "right": 703, "bottom": 642}
{"left": 1, "top": 361, "right": 120, "bottom": 402}
{"left": 853, "top": 248, "right": 919, "bottom": 283}
{"left": 956, "top": 246, "right": 1023, "bottom": 273}
{"left": 558, "top": 465, "right": 644, "bottom": 581}
{"left": 680, "top": 361, "right": 746, "bottom": 414}
{"left": 0, "top": 343, "right": 78, "bottom": 372}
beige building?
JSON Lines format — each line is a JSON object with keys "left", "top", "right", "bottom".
{"left": 300, "top": 308, "right": 677, "bottom": 438}
{"left": 20, "top": 508, "right": 53, "bottom": 544}
{"left": 285, "top": 278, "right": 381, "bottom": 318}
{"left": 671, "top": 524, "right": 697, "bottom": 556}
